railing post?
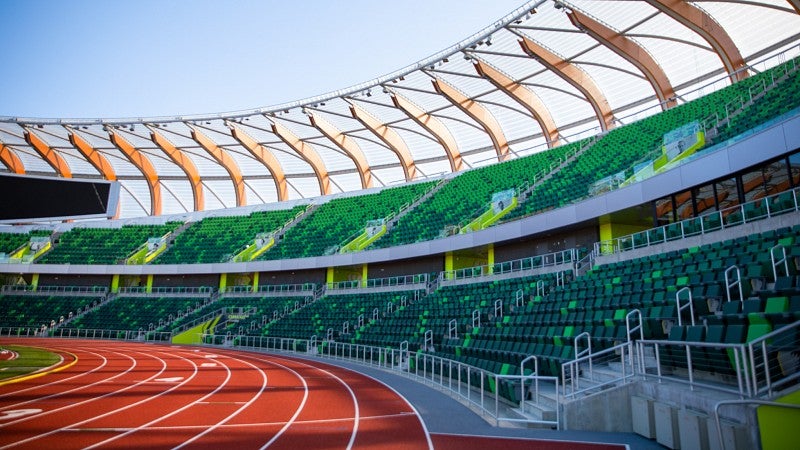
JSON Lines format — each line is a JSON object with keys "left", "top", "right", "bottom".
{"left": 725, "top": 265, "right": 744, "bottom": 303}
{"left": 520, "top": 355, "right": 538, "bottom": 408}
{"left": 770, "top": 244, "right": 788, "bottom": 281}
{"left": 676, "top": 287, "right": 695, "bottom": 327}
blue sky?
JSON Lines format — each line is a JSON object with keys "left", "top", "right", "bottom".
{"left": 1, "top": 0, "right": 522, "bottom": 119}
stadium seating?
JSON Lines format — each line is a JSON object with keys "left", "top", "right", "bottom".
{"left": 502, "top": 56, "right": 800, "bottom": 222}
{"left": 371, "top": 142, "right": 582, "bottom": 248}
{"left": 0, "top": 231, "right": 50, "bottom": 255}
{"left": 170, "top": 294, "right": 312, "bottom": 336}
{"left": 0, "top": 294, "right": 100, "bottom": 328}
{"left": 263, "top": 290, "right": 420, "bottom": 341}
{"left": 70, "top": 295, "right": 208, "bottom": 331}
{"left": 155, "top": 207, "right": 305, "bottom": 264}
{"left": 261, "top": 182, "right": 434, "bottom": 260}
{"left": 38, "top": 223, "right": 180, "bottom": 265}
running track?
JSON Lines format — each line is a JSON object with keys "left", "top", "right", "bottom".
{"left": 0, "top": 339, "right": 624, "bottom": 449}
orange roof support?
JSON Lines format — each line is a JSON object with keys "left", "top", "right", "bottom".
{"left": 270, "top": 121, "right": 331, "bottom": 196}
{"left": 390, "top": 92, "right": 463, "bottom": 171}
{"left": 789, "top": 0, "right": 800, "bottom": 14}
{"left": 432, "top": 77, "right": 510, "bottom": 162}
{"left": 108, "top": 130, "right": 162, "bottom": 216}
{"left": 0, "top": 142, "right": 25, "bottom": 174}
{"left": 23, "top": 128, "right": 72, "bottom": 178}
{"left": 519, "top": 36, "right": 615, "bottom": 132}
{"left": 567, "top": 10, "right": 676, "bottom": 109}
{"left": 473, "top": 59, "right": 561, "bottom": 147}
{"left": 148, "top": 126, "right": 204, "bottom": 211}
{"left": 227, "top": 122, "right": 288, "bottom": 202}
{"left": 349, "top": 102, "right": 417, "bottom": 181}
{"left": 307, "top": 112, "right": 373, "bottom": 189}
{"left": 66, "top": 127, "right": 117, "bottom": 181}
{"left": 643, "top": 0, "right": 747, "bottom": 82}
{"left": 188, "top": 124, "right": 246, "bottom": 207}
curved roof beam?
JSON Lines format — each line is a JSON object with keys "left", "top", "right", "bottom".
{"left": 269, "top": 120, "right": 331, "bottom": 196}
{"left": 348, "top": 102, "right": 417, "bottom": 181}
{"left": 431, "top": 77, "right": 510, "bottom": 162}
{"left": 0, "top": 142, "right": 25, "bottom": 174}
{"left": 306, "top": 111, "right": 373, "bottom": 189}
{"left": 567, "top": 10, "right": 676, "bottom": 110}
{"left": 23, "top": 128, "right": 72, "bottom": 178}
{"left": 188, "top": 124, "right": 246, "bottom": 207}
{"left": 789, "top": 0, "right": 800, "bottom": 14}
{"left": 518, "top": 36, "right": 615, "bottom": 131}
{"left": 108, "top": 130, "right": 162, "bottom": 216}
{"left": 389, "top": 92, "right": 463, "bottom": 172}
{"left": 472, "top": 58, "right": 560, "bottom": 147}
{"left": 147, "top": 125, "right": 204, "bottom": 211}
{"left": 643, "top": 0, "right": 747, "bottom": 82}
{"left": 66, "top": 126, "right": 117, "bottom": 181}
{"left": 227, "top": 121, "right": 288, "bottom": 202}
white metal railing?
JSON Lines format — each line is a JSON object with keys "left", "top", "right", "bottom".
{"left": 637, "top": 322, "right": 800, "bottom": 398}
{"left": 561, "top": 341, "right": 636, "bottom": 399}
{"left": 0, "top": 285, "right": 108, "bottom": 295}
{"left": 224, "top": 283, "right": 316, "bottom": 295}
{"left": 441, "top": 248, "right": 577, "bottom": 282}
{"left": 117, "top": 286, "right": 214, "bottom": 296}
{"left": 637, "top": 338, "right": 752, "bottom": 397}
{"left": 747, "top": 321, "right": 800, "bottom": 397}
{"left": 197, "top": 333, "right": 559, "bottom": 427}
{"left": 595, "top": 187, "right": 800, "bottom": 256}
{"left": 49, "top": 327, "right": 172, "bottom": 342}
{"left": 326, "top": 273, "right": 428, "bottom": 291}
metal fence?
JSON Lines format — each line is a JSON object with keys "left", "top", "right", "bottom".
{"left": 595, "top": 187, "right": 799, "bottom": 256}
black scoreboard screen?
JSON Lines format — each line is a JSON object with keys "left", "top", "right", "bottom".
{"left": 0, "top": 173, "right": 119, "bottom": 222}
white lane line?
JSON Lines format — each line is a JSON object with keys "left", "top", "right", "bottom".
{"left": 254, "top": 352, "right": 432, "bottom": 450}
{"left": 200, "top": 363, "right": 217, "bottom": 367}
{"left": 227, "top": 353, "right": 355, "bottom": 450}
{"left": 153, "top": 377, "right": 184, "bottom": 383}
{"left": 0, "top": 347, "right": 109, "bottom": 402}
{"left": 66, "top": 411, "right": 418, "bottom": 432}
{"left": 18, "top": 348, "right": 202, "bottom": 450}
{"left": 306, "top": 366, "right": 359, "bottom": 450}
{"left": 0, "top": 410, "right": 42, "bottom": 421}
{"left": 84, "top": 350, "right": 233, "bottom": 449}
{"left": 173, "top": 354, "right": 270, "bottom": 449}
{"left": 353, "top": 368, "right": 434, "bottom": 450}
{"left": 207, "top": 352, "right": 311, "bottom": 450}
{"left": 0, "top": 350, "right": 179, "bottom": 449}
{"left": 0, "top": 350, "right": 130, "bottom": 425}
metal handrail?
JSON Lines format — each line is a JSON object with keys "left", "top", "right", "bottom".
{"left": 595, "top": 187, "right": 799, "bottom": 256}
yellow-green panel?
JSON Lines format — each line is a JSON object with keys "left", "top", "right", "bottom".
{"left": 758, "top": 389, "right": 800, "bottom": 449}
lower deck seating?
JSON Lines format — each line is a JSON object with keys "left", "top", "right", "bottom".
{"left": 0, "top": 295, "right": 101, "bottom": 328}
{"left": 263, "top": 290, "right": 420, "bottom": 341}
{"left": 71, "top": 296, "right": 210, "bottom": 331}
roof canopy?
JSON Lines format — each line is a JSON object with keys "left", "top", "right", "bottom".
{"left": 2, "top": 0, "right": 799, "bottom": 218}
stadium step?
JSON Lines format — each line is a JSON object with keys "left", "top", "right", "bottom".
{"left": 384, "top": 177, "right": 452, "bottom": 233}
{"left": 515, "top": 135, "right": 599, "bottom": 205}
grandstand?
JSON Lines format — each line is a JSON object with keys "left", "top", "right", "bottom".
{"left": 2, "top": 1, "right": 800, "bottom": 448}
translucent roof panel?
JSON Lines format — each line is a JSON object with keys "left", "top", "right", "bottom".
{"left": 1, "top": 0, "right": 797, "bottom": 219}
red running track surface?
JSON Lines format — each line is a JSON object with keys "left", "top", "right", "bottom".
{"left": 0, "top": 339, "right": 625, "bottom": 450}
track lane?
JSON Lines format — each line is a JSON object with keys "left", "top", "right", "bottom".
{"left": 0, "top": 346, "right": 179, "bottom": 449}
{"left": 0, "top": 340, "right": 435, "bottom": 449}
